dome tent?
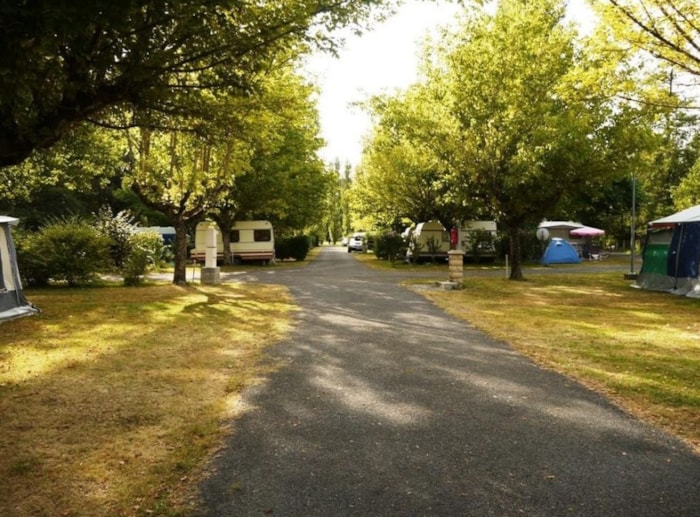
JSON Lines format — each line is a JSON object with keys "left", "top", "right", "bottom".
{"left": 0, "top": 216, "right": 39, "bottom": 322}
{"left": 540, "top": 237, "right": 581, "bottom": 265}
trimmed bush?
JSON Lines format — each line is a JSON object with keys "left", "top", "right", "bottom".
{"left": 14, "top": 230, "right": 51, "bottom": 287}
{"left": 275, "top": 235, "right": 310, "bottom": 261}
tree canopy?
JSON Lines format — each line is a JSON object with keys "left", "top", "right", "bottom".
{"left": 354, "top": 0, "right": 677, "bottom": 279}
{"left": 0, "top": 0, "right": 394, "bottom": 167}
{"left": 595, "top": 0, "right": 700, "bottom": 77}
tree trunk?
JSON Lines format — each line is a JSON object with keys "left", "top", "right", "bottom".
{"left": 172, "top": 222, "right": 190, "bottom": 285}
{"left": 221, "top": 229, "right": 233, "bottom": 265}
{"left": 509, "top": 227, "right": 524, "bottom": 281}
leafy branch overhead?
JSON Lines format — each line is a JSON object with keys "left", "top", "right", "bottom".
{"left": 0, "top": 0, "right": 395, "bottom": 167}
{"left": 596, "top": 0, "right": 700, "bottom": 76}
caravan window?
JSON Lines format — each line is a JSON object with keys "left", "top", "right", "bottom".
{"left": 647, "top": 228, "right": 673, "bottom": 245}
{"left": 254, "top": 229, "right": 272, "bottom": 242}
{"left": 231, "top": 230, "right": 240, "bottom": 243}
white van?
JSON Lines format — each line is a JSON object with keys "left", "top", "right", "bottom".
{"left": 191, "top": 220, "right": 275, "bottom": 264}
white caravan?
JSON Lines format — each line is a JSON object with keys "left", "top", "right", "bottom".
{"left": 458, "top": 220, "right": 498, "bottom": 261}
{"left": 405, "top": 220, "right": 498, "bottom": 262}
{"left": 191, "top": 220, "right": 275, "bottom": 264}
{"left": 405, "top": 221, "right": 451, "bottom": 262}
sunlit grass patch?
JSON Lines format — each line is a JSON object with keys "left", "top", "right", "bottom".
{"left": 417, "top": 272, "right": 700, "bottom": 453}
{"left": 0, "top": 282, "right": 294, "bottom": 516}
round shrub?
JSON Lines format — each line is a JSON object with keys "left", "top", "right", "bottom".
{"left": 32, "top": 217, "right": 111, "bottom": 286}
{"left": 374, "top": 231, "right": 407, "bottom": 265}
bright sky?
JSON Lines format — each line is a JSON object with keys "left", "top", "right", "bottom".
{"left": 304, "top": 0, "right": 460, "bottom": 168}
{"left": 304, "top": 0, "right": 595, "bottom": 169}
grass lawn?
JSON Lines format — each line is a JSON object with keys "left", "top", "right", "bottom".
{"left": 1, "top": 281, "right": 295, "bottom": 516}
{"left": 414, "top": 271, "right": 700, "bottom": 454}
{"left": 2, "top": 248, "right": 697, "bottom": 515}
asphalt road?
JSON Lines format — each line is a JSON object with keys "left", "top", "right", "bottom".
{"left": 194, "top": 246, "right": 699, "bottom": 516}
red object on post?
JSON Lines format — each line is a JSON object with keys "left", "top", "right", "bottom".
{"left": 450, "top": 227, "right": 458, "bottom": 249}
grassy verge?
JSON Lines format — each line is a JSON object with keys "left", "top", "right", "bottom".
{"left": 416, "top": 272, "right": 700, "bottom": 453}
{"left": 351, "top": 248, "right": 638, "bottom": 272}
{"left": 0, "top": 282, "right": 294, "bottom": 516}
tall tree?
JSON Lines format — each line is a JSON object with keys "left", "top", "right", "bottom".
{"left": 0, "top": 0, "right": 395, "bottom": 167}
{"left": 209, "top": 67, "right": 329, "bottom": 259}
{"left": 0, "top": 123, "right": 128, "bottom": 228}
{"left": 124, "top": 100, "right": 254, "bottom": 285}
{"left": 353, "top": 85, "right": 476, "bottom": 230}
{"left": 671, "top": 134, "right": 700, "bottom": 207}
{"left": 432, "top": 0, "right": 647, "bottom": 279}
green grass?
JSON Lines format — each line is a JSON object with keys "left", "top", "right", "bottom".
{"left": 2, "top": 248, "right": 697, "bottom": 515}
{"left": 0, "top": 282, "right": 295, "bottom": 516}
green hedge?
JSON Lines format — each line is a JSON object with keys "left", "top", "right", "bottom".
{"left": 373, "top": 231, "right": 407, "bottom": 265}
{"left": 275, "top": 235, "right": 311, "bottom": 261}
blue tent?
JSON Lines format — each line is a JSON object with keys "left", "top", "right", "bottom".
{"left": 636, "top": 205, "right": 700, "bottom": 297}
{"left": 540, "top": 238, "right": 581, "bottom": 265}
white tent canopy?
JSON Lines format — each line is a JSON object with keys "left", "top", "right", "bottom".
{"left": 1, "top": 216, "right": 39, "bottom": 322}
{"left": 650, "top": 204, "right": 700, "bottom": 226}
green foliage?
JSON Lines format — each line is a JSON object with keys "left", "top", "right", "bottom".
{"left": 0, "top": 123, "right": 127, "bottom": 207}
{"left": 13, "top": 231, "right": 51, "bottom": 287}
{"left": 425, "top": 236, "right": 442, "bottom": 263}
{"left": 20, "top": 217, "right": 111, "bottom": 286}
{"left": 464, "top": 229, "right": 497, "bottom": 263}
{"left": 357, "top": 0, "right": 671, "bottom": 279}
{"left": 274, "top": 235, "right": 310, "bottom": 261}
{"left": 353, "top": 87, "right": 470, "bottom": 228}
{"left": 93, "top": 206, "right": 137, "bottom": 269}
{"left": 0, "top": 0, "right": 395, "bottom": 166}
{"left": 593, "top": 0, "right": 700, "bottom": 77}
{"left": 122, "top": 231, "right": 164, "bottom": 286}
{"left": 672, "top": 157, "right": 700, "bottom": 209}
{"left": 220, "top": 69, "right": 330, "bottom": 235}
{"left": 373, "top": 231, "right": 407, "bottom": 265}
{"left": 125, "top": 65, "right": 328, "bottom": 282}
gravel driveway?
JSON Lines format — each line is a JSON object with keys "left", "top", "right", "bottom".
{"left": 194, "top": 247, "right": 699, "bottom": 516}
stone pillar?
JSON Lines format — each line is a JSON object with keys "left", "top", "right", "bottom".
{"left": 202, "top": 226, "right": 220, "bottom": 285}
{"left": 448, "top": 249, "right": 465, "bottom": 283}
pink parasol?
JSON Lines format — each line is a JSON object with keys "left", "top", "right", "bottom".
{"left": 569, "top": 226, "right": 605, "bottom": 237}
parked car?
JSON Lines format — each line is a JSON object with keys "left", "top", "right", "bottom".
{"left": 347, "top": 232, "right": 366, "bottom": 253}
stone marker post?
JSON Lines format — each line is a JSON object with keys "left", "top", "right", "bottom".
{"left": 201, "top": 226, "right": 221, "bottom": 285}
{"left": 448, "top": 249, "right": 465, "bottom": 284}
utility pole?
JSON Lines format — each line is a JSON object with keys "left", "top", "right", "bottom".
{"left": 625, "top": 174, "right": 638, "bottom": 280}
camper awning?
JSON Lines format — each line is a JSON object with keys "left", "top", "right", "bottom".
{"left": 650, "top": 205, "right": 700, "bottom": 226}
{"left": 538, "top": 220, "right": 583, "bottom": 230}
{"left": 0, "top": 216, "right": 19, "bottom": 225}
